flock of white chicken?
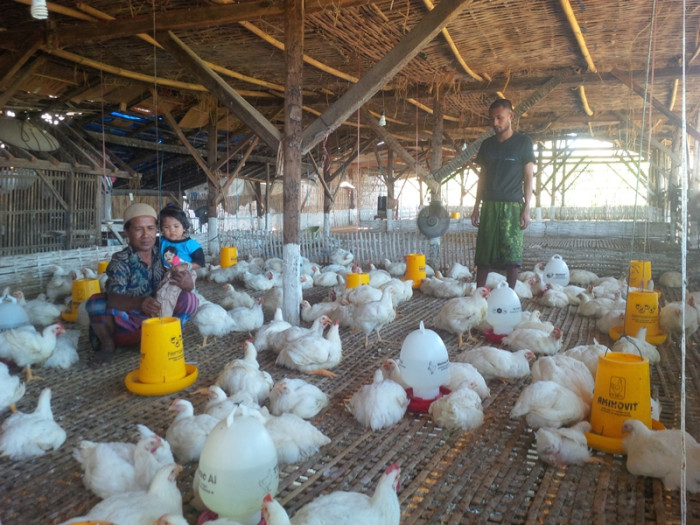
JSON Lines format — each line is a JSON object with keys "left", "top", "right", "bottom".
{"left": 1, "top": 252, "right": 699, "bottom": 524}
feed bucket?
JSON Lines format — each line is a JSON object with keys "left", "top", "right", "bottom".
{"left": 628, "top": 260, "right": 652, "bottom": 289}
{"left": 97, "top": 260, "right": 109, "bottom": 274}
{"left": 138, "top": 317, "right": 186, "bottom": 384}
{"left": 345, "top": 272, "right": 369, "bottom": 289}
{"left": 404, "top": 253, "right": 426, "bottom": 289}
{"left": 72, "top": 278, "right": 101, "bottom": 303}
{"left": 450, "top": 211, "right": 461, "bottom": 219}
{"left": 589, "top": 352, "right": 651, "bottom": 439}
{"left": 624, "top": 290, "right": 662, "bottom": 341}
{"left": 220, "top": 246, "right": 238, "bottom": 268}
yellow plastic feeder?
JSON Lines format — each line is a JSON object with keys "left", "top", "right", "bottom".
{"left": 585, "top": 351, "right": 664, "bottom": 454}
{"left": 450, "top": 211, "right": 461, "bottom": 220}
{"left": 61, "top": 278, "right": 101, "bottom": 323}
{"left": 404, "top": 253, "right": 426, "bottom": 289}
{"left": 220, "top": 246, "right": 238, "bottom": 268}
{"left": 125, "top": 317, "right": 198, "bottom": 396}
{"left": 97, "top": 260, "right": 110, "bottom": 274}
{"left": 609, "top": 289, "right": 667, "bottom": 345}
{"left": 628, "top": 259, "right": 652, "bottom": 289}
{"left": 346, "top": 272, "right": 370, "bottom": 289}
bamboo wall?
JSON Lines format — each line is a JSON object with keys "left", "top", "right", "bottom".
{"left": 0, "top": 167, "right": 100, "bottom": 256}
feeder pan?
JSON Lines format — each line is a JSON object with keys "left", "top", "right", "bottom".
{"left": 585, "top": 419, "right": 665, "bottom": 455}
{"left": 609, "top": 325, "right": 667, "bottom": 345}
{"left": 61, "top": 278, "right": 100, "bottom": 323}
{"left": 125, "top": 317, "right": 198, "bottom": 396}
{"left": 97, "top": 260, "right": 109, "bottom": 274}
{"left": 405, "top": 386, "right": 451, "bottom": 412}
{"left": 403, "top": 253, "right": 426, "bottom": 289}
{"left": 220, "top": 246, "right": 238, "bottom": 268}
{"left": 482, "top": 328, "right": 507, "bottom": 344}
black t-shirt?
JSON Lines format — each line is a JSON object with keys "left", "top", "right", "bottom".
{"left": 475, "top": 132, "right": 536, "bottom": 202}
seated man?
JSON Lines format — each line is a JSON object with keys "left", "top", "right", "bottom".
{"left": 85, "top": 203, "right": 198, "bottom": 368}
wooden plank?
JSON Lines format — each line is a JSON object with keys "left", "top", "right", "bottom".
{"left": 158, "top": 31, "right": 281, "bottom": 151}
{"left": 301, "top": 0, "right": 471, "bottom": 154}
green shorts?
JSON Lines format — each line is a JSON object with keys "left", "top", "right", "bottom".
{"left": 474, "top": 201, "right": 524, "bottom": 269}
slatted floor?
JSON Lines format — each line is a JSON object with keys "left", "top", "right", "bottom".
{"left": 1, "top": 255, "right": 699, "bottom": 524}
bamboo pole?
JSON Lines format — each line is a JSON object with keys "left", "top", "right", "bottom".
{"left": 559, "top": 0, "right": 598, "bottom": 73}
{"left": 578, "top": 85, "right": 594, "bottom": 116}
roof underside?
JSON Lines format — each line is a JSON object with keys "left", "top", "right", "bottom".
{"left": 1, "top": 0, "right": 698, "bottom": 191}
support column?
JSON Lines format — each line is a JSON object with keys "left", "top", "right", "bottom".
{"left": 206, "top": 114, "right": 220, "bottom": 256}
{"left": 282, "top": 0, "right": 304, "bottom": 326}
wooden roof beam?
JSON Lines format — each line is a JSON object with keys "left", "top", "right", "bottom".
{"left": 301, "top": 0, "right": 472, "bottom": 154}
{"left": 559, "top": 0, "right": 597, "bottom": 73}
{"left": 157, "top": 30, "right": 281, "bottom": 151}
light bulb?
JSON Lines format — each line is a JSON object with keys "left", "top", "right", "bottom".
{"left": 31, "top": 0, "right": 49, "bottom": 20}
{"left": 378, "top": 111, "right": 387, "bottom": 127}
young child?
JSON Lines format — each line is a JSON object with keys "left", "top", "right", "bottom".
{"left": 157, "top": 205, "right": 205, "bottom": 316}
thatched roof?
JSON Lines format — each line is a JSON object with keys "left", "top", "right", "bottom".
{"left": 1, "top": 0, "right": 697, "bottom": 191}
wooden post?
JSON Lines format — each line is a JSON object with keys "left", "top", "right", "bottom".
{"left": 282, "top": 0, "right": 304, "bottom": 326}
{"left": 429, "top": 85, "right": 444, "bottom": 267}
{"left": 386, "top": 148, "right": 395, "bottom": 230}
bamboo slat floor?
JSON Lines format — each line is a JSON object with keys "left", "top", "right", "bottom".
{"left": 1, "top": 267, "right": 699, "bottom": 524}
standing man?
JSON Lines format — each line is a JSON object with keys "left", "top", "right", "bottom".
{"left": 85, "top": 203, "right": 198, "bottom": 368}
{"left": 471, "top": 99, "right": 535, "bottom": 289}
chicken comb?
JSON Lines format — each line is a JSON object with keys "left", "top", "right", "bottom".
{"left": 263, "top": 493, "right": 274, "bottom": 502}
{"left": 386, "top": 463, "right": 400, "bottom": 473}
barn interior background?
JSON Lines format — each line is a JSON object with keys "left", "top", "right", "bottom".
{"left": 1, "top": 0, "right": 700, "bottom": 523}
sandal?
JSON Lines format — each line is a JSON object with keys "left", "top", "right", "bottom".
{"left": 88, "top": 348, "right": 115, "bottom": 369}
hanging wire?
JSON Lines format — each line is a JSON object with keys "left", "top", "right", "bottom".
{"left": 629, "top": 0, "right": 658, "bottom": 264}
{"left": 152, "top": 0, "right": 162, "bottom": 206}
{"left": 680, "top": 0, "right": 689, "bottom": 513}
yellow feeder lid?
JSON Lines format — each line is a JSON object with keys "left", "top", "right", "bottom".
{"left": 125, "top": 363, "right": 198, "bottom": 396}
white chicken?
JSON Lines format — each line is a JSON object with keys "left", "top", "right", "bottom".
{"left": 276, "top": 321, "right": 342, "bottom": 377}
{"left": 562, "top": 339, "right": 608, "bottom": 376}
{"left": 0, "top": 387, "right": 66, "bottom": 460}
{"left": 622, "top": 418, "right": 700, "bottom": 492}
{"left": 330, "top": 247, "right": 354, "bottom": 266}
{"left": 444, "top": 362, "right": 490, "bottom": 400}
{"left": 432, "top": 287, "right": 489, "bottom": 347}
{"left": 73, "top": 425, "right": 174, "bottom": 498}
{"left": 256, "top": 407, "right": 331, "bottom": 465}
{"left": 590, "top": 275, "right": 627, "bottom": 299}
{"left": 380, "top": 278, "right": 414, "bottom": 307}
{"left": 502, "top": 326, "right": 562, "bottom": 355}
{"left": 659, "top": 296, "right": 700, "bottom": 339}
{"left": 215, "top": 339, "right": 273, "bottom": 402}
{"left": 269, "top": 377, "right": 329, "bottom": 419}
{"left": 218, "top": 283, "right": 255, "bottom": 309}
{"left": 485, "top": 271, "right": 507, "bottom": 290}
{"left": 448, "top": 261, "right": 472, "bottom": 280}
{"left": 343, "top": 286, "right": 395, "bottom": 348}
{"left": 312, "top": 265, "right": 342, "bottom": 287}
{"left": 568, "top": 269, "right": 599, "bottom": 287}
{"left": 535, "top": 421, "right": 601, "bottom": 467}
{"left": 254, "top": 307, "right": 293, "bottom": 351}
{"left": 192, "top": 294, "right": 237, "bottom": 347}
{"left": 12, "top": 290, "right": 62, "bottom": 327}
{"left": 513, "top": 310, "right": 554, "bottom": 332}
{"left": 300, "top": 298, "right": 340, "bottom": 322}
{"left": 288, "top": 463, "right": 401, "bottom": 525}
{"left": 200, "top": 385, "right": 258, "bottom": 420}
{"left": 243, "top": 270, "right": 278, "bottom": 291}
{"left": 428, "top": 386, "right": 484, "bottom": 432}
{"left": 207, "top": 264, "right": 240, "bottom": 284}
{"left": 0, "top": 322, "right": 65, "bottom": 380}
{"left": 455, "top": 347, "right": 535, "bottom": 381}
{"left": 577, "top": 291, "right": 624, "bottom": 318}
{"left": 611, "top": 328, "right": 660, "bottom": 365}
{"left": 45, "top": 266, "right": 78, "bottom": 303}
{"left": 228, "top": 297, "right": 265, "bottom": 334}
{"left": 538, "top": 284, "right": 570, "bottom": 308}
{"left": 60, "top": 463, "right": 183, "bottom": 525}
{"left": 379, "top": 358, "right": 410, "bottom": 388}
{"left": 262, "top": 286, "right": 283, "bottom": 317}
{"left": 530, "top": 354, "right": 594, "bottom": 412}
{"left": 346, "top": 368, "right": 409, "bottom": 430}
{"left": 513, "top": 279, "right": 533, "bottom": 299}
{"left": 510, "top": 380, "right": 586, "bottom": 429}
{"left": 341, "top": 284, "right": 382, "bottom": 306}
{"left": 382, "top": 257, "right": 406, "bottom": 277}
{"left": 44, "top": 327, "right": 80, "bottom": 369}
{"left": 420, "top": 274, "right": 470, "bottom": 298}
{"left": 658, "top": 271, "right": 683, "bottom": 288}
{"left": 165, "top": 398, "right": 218, "bottom": 463}
{"left": 366, "top": 263, "right": 393, "bottom": 288}
{"left": 0, "top": 362, "right": 24, "bottom": 413}
{"left": 595, "top": 309, "right": 625, "bottom": 334}
{"left": 267, "top": 315, "right": 330, "bottom": 354}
